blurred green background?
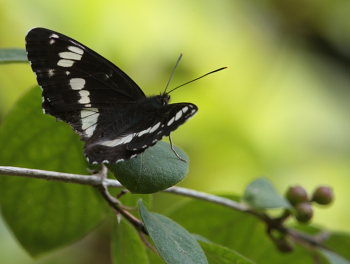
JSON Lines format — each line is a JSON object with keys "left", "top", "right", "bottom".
{"left": 1, "top": 0, "right": 350, "bottom": 263}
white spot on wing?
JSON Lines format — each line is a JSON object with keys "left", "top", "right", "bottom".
{"left": 149, "top": 122, "right": 161, "bottom": 133}
{"left": 81, "top": 108, "right": 99, "bottom": 137}
{"left": 48, "top": 69, "right": 54, "bottom": 77}
{"left": 57, "top": 59, "right": 74, "bottom": 67}
{"left": 50, "top": 33, "right": 59, "bottom": 38}
{"left": 78, "top": 90, "right": 90, "bottom": 104}
{"left": 59, "top": 51, "right": 82, "bottom": 61}
{"left": 68, "top": 46, "right": 84, "bottom": 55}
{"left": 167, "top": 117, "right": 175, "bottom": 126}
{"left": 49, "top": 39, "right": 55, "bottom": 45}
{"left": 70, "top": 78, "right": 85, "bottom": 90}
{"left": 175, "top": 110, "right": 183, "bottom": 121}
{"left": 182, "top": 106, "right": 189, "bottom": 113}
{"left": 137, "top": 127, "right": 151, "bottom": 137}
{"left": 99, "top": 134, "right": 134, "bottom": 147}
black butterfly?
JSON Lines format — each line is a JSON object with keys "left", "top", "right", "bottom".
{"left": 25, "top": 27, "right": 198, "bottom": 164}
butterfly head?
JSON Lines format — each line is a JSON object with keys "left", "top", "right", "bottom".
{"left": 159, "top": 93, "right": 170, "bottom": 106}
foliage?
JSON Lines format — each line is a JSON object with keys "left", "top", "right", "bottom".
{"left": 1, "top": 48, "right": 350, "bottom": 264}
{"left": 109, "top": 141, "right": 189, "bottom": 193}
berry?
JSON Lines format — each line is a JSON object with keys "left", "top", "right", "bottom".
{"left": 295, "top": 202, "right": 313, "bottom": 223}
{"left": 312, "top": 186, "right": 334, "bottom": 205}
{"left": 286, "top": 185, "right": 308, "bottom": 206}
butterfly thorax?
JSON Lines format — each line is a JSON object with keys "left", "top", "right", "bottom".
{"left": 144, "top": 94, "right": 170, "bottom": 109}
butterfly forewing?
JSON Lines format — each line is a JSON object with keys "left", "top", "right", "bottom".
{"left": 26, "top": 27, "right": 198, "bottom": 164}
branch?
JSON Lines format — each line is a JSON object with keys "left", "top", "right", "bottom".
{"left": 0, "top": 166, "right": 247, "bottom": 212}
{"left": 0, "top": 166, "right": 328, "bottom": 250}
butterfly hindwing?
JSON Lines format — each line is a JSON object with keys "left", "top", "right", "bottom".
{"left": 84, "top": 102, "right": 198, "bottom": 164}
{"left": 26, "top": 27, "right": 198, "bottom": 164}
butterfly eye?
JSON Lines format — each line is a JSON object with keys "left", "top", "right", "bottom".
{"left": 162, "top": 94, "right": 170, "bottom": 106}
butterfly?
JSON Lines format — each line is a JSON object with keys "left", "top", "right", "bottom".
{"left": 25, "top": 27, "right": 198, "bottom": 164}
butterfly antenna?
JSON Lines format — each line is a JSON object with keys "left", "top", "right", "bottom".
{"left": 167, "top": 67, "right": 227, "bottom": 94}
{"left": 164, "top": 53, "right": 183, "bottom": 94}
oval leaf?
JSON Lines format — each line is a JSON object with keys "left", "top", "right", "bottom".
{"left": 243, "top": 178, "right": 291, "bottom": 209}
{"left": 108, "top": 142, "right": 189, "bottom": 193}
{"left": 325, "top": 231, "right": 350, "bottom": 261}
{"left": 0, "top": 48, "right": 27, "bottom": 64}
{"left": 0, "top": 87, "right": 107, "bottom": 256}
{"left": 139, "top": 200, "right": 208, "bottom": 264}
{"left": 195, "top": 237, "right": 254, "bottom": 264}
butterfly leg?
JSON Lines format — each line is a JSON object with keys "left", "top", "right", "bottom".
{"left": 169, "top": 134, "right": 186, "bottom": 162}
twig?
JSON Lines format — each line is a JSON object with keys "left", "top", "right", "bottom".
{"left": 97, "top": 183, "right": 148, "bottom": 234}
{"left": 0, "top": 166, "right": 247, "bottom": 212}
{"left": 0, "top": 166, "right": 329, "bottom": 251}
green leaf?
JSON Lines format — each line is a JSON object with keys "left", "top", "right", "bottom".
{"left": 139, "top": 200, "right": 208, "bottom": 264}
{"left": 0, "top": 87, "right": 107, "bottom": 256}
{"left": 321, "top": 249, "right": 350, "bottom": 264}
{"left": 168, "top": 195, "right": 313, "bottom": 263}
{"left": 243, "top": 178, "right": 291, "bottom": 209}
{"left": 325, "top": 231, "right": 350, "bottom": 261}
{"left": 0, "top": 48, "right": 27, "bottom": 64}
{"left": 112, "top": 219, "right": 149, "bottom": 264}
{"left": 196, "top": 237, "right": 254, "bottom": 264}
{"left": 108, "top": 142, "right": 189, "bottom": 193}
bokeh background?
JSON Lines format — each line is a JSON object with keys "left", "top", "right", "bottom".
{"left": 1, "top": 0, "right": 350, "bottom": 263}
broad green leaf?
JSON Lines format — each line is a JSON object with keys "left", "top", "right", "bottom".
{"left": 108, "top": 142, "right": 189, "bottom": 193}
{"left": 0, "top": 87, "right": 107, "bottom": 256}
{"left": 168, "top": 195, "right": 313, "bottom": 264}
{"left": 112, "top": 219, "right": 149, "bottom": 264}
{"left": 196, "top": 237, "right": 254, "bottom": 264}
{"left": 139, "top": 200, "right": 208, "bottom": 264}
{"left": 243, "top": 178, "right": 291, "bottom": 209}
{"left": 325, "top": 232, "right": 350, "bottom": 261}
{"left": 321, "top": 249, "right": 350, "bottom": 264}
{"left": 0, "top": 48, "right": 27, "bottom": 64}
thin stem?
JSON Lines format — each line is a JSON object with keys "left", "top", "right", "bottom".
{"left": 0, "top": 166, "right": 247, "bottom": 212}
{"left": 0, "top": 166, "right": 330, "bottom": 250}
{"left": 97, "top": 184, "right": 147, "bottom": 234}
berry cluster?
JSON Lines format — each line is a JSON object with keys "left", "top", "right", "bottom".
{"left": 285, "top": 185, "right": 334, "bottom": 223}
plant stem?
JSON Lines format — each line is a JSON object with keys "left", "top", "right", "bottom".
{"left": 0, "top": 165, "right": 329, "bottom": 250}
